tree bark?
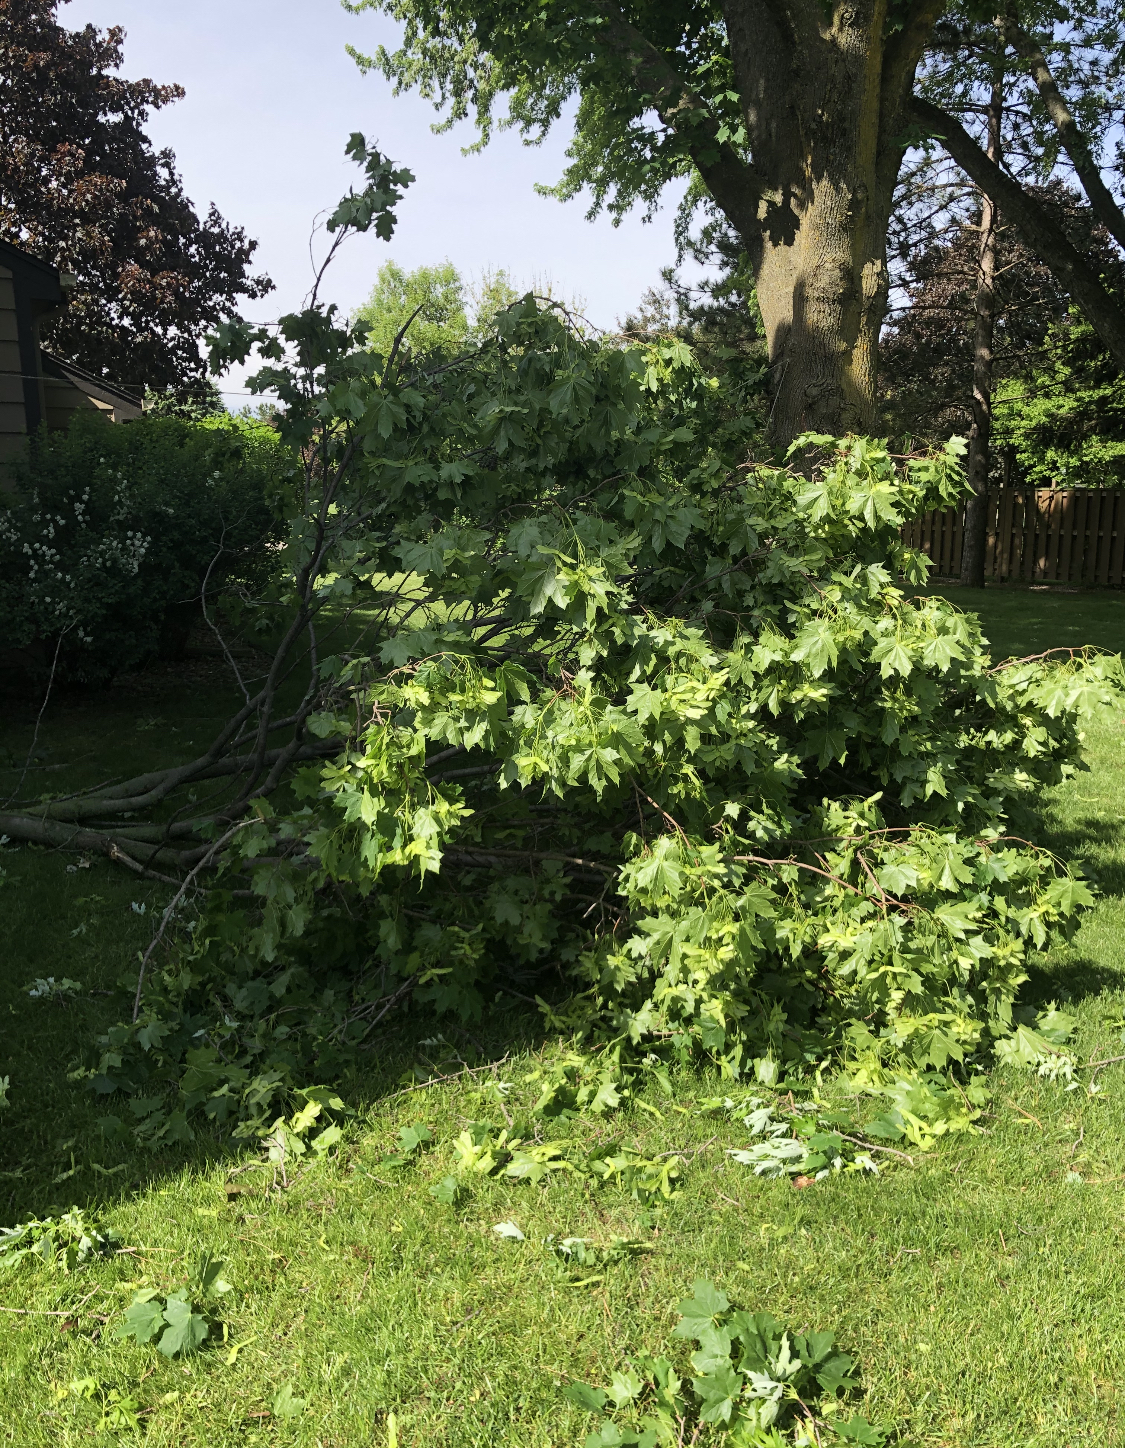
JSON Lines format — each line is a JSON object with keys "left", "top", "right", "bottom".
{"left": 597, "top": 0, "right": 947, "bottom": 446}
{"left": 961, "top": 75, "right": 1002, "bottom": 589}
{"left": 723, "top": 0, "right": 906, "bottom": 443}
{"left": 753, "top": 172, "right": 889, "bottom": 442}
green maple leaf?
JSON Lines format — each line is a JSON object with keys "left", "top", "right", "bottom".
{"left": 116, "top": 1289, "right": 165, "bottom": 1345}
{"left": 157, "top": 1292, "right": 210, "bottom": 1357}
{"left": 605, "top": 1368, "right": 643, "bottom": 1408}
{"left": 834, "top": 1415, "right": 886, "bottom": 1444}
{"left": 1046, "top": 875, "right": 1095, "bottom": 916}
{"left": 871, "top": 636, "right": 912, "bottom": 679}
{"left": 398, "top": 1123, "right": 434, "bottom": 1153}
{"left": 563, "top": 1382, "right": 608, "bottom": 1413}
{"left": 791, "top": 619, "right": 839, "bottom": 677}
{"left": 428, "top": 1175, "right": 465, "bottom": 1206}
{"left": 875, "top": 861, "right": 917, "bottom": 895}
{"left": 690, "top": 1323, "right": 735, "bottom": 1374}
{"left": 692, "top": 1362, "right": 744, "bottom": 1424}
{"left": 815, "top": 1350, "right": 858, "bottom": 1396}
{"left": 272, "top": 1383, "right": 307, "bottom": 1419}
{"left": 196, "top": 1252, "right": 233, "bottom": 1298}
{"left": 672, "top": 1280, "right": 729, "bottom": 1341}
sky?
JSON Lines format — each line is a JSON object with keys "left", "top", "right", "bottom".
{"left": 63, "top": 0, "right": 687, "bottom": 405}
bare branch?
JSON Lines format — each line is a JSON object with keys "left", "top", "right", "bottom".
{"left": 909, "top": 96, "right": 1125, "bottom": 372}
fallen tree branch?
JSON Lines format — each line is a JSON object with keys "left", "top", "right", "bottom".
{"left": 131, "top": 820, "right": 250, "bottom": 1022}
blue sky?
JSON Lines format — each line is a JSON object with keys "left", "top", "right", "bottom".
{"left": 64, "top": 0, "right": 686, "bottom": 403}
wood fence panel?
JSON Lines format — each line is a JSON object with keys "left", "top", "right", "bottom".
{"left": 1044, "top": 491, "right": 1063, "bottom": 580}
{"left": 1098, "top": 492, "right": 1114, "bottom": 586}
{"left": 1021, "top": 490, "right": 1037, "bottom": 581}
{"left": 1058, "top": 490, "right": 1077, "bottom": 582}
{"left": 1074, "top": 491, "right": 1090, "bottom": 584}
{"left": 1081, "top": 491, "right": 1097, "bottom": 585}
{"left": 1086, "top": 491, "right": 1104, "bottom": 585}
{"left": 1111, "top": 493, "right": 1125, "bottom": 584}
{"left": 1035, "top": 491, "right": 1051, "bottom": 579}
{"left": 1007, "top": 489, "right": 1025, "bottom": 580}
{"left": 903, "top": 487, "right": 1125, "bottom": 585}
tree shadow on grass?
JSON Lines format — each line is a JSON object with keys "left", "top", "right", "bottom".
{"left": 1022, "top": 955, "right": 1125, "bottom": 1010}
{"left": 0, "top": 996, "right": 549, "bottom": 1225}
{"left": 1021, "top": 810, "right": 1125, "bottom": 896}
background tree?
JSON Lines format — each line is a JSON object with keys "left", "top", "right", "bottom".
{"left": 882, "top": 185, "right": 1122, "bottom": 457}
{"left": 354, "top": 259, "right": 524, "bottom": 363}
{"left": 348, "top": 0, "right": 1125, "bottom": 449}
{"left": 992, "top": 311, "right": 1125, "bottom": 488}
{"left": 910, "top": 1, "right": 1125, "bottom": 374}
{"left": 906, "top": 3, "right": 1124, "bottom": 581}
{"left": 620, "top": 208, "right": 769, "bottom": 432}
{"left": 356, "top": 258, "right": 470, "bottom": 361}
{"left": 0, "top": 0, "right": 272, "bottom": 395}
{"left": 347, "top": 0, "right": 963, "bottom": 444}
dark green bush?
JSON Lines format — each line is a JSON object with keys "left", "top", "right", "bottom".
{"left": 0, "top": 412, "right": 292, "bottom": 685}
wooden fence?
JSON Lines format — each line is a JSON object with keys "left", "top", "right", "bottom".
{"left": 902, "top": 487, "right": 1125, "bottom": 586}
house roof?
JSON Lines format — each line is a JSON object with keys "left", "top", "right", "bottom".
{"left": 42, "top": 352, "right": 143, "bottom": 412}
{"left": 0, "top": 236, "right": 64, "bottom": 312}
{"left": 0, "top": 237, "right": 142, "bottom": 423}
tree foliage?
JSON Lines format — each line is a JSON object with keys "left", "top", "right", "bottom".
{"left": 354, "top": 258, "right": 522, "bottom": 363}
{"left": 908, "top": 0, "right": 1125, "bottom": 372}
{"left": 0, "top": 412, "right": 289, "bottom": 684}
{"left": 881, "top": 184, "right": 1123, "bottom": 453}
{"left": 11, "top": 137, "right": 1114, "bottom": 1147}
{"left": 0, "top": 0, "right": 272, "bottom": 393}
{"left": 992, "top": 311, "right": 1125, "bottom": 488}
{"left": 356, "top": 258, "right": 470, "bottom": 361}
{"left": 342, "top": 0, "right": 1125, "bottom": 440}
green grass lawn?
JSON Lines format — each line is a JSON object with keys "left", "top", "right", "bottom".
{"left": 2, "top": 591, "right": 1125, "bottom": 1447}
{"left": 923, "top": 584, "right": 1125, "bottom": 660}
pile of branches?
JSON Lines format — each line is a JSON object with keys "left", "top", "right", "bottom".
{"left": 18, "top": 141, "right": 1121, "bottom": 1146}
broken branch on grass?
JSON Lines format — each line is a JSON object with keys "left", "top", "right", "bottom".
{"left": 131, "top": 820, "right": 250, "bottom": 1022}
{"left": 380, "top": 1055, "right": 513, "bottom": 1103}
{"left": 836, "top": 1133, "right": 914, "bottom": 1164}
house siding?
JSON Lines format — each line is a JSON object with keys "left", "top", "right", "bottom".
{"left": 0, "top": 242, "right": 142, "bottom": 482}
{"left": 0, "top": 264, "right": 28, "bottom": 455}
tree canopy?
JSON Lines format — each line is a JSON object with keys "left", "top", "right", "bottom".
{"left": 881, "top": 184, "right": 1121, "bottom": 451}
{"left": 345, "top": 0, "right": 1125, "bottom": 442}
{"left": 0, "top": 0, "right": 272, "bottom": 393}
{"left": 354, "top": 258, "right": 521, "bottom": 362}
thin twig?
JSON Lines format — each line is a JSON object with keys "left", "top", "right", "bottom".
{"left": 836, "top": 1133, "right": 915, "bottom": 1165}
{"left": 2, "top": 626, "right": 69, "bottom": 809}
{"left": 380, "top": 1055, "right": 512, "bottom": 1103}
{"left": 107, "top": 844, "right": 186, "bottom": 889}
{"left": 0, "top": 1287, "right": 100, "bottom": 1317}
{"left": 200, "top": 538, "right": 251, "bottom": 703}
{"left": 731, "top": 854, "right": 874, "bottom": 901}
{"left": 988, "top": 646, "right": 1096, "bottom": 674}
{"left": 653, "top": 1135, "right": 718, "bottom": 1161}
{"left": 131, "top": 820, "right": 248, "bottom": 1022}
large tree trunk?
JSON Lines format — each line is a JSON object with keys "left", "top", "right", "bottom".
{"left": 961, "top": 75, "right": 1002, "bottom": 589}
{"left": 597, "top": 1, "right": 945, "bottom": 447}
{"left": 755, "top": 178, "right": 888, "bottom": 442}
{"left": 720, "top": 0, "right": 937, "bottom": 445}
